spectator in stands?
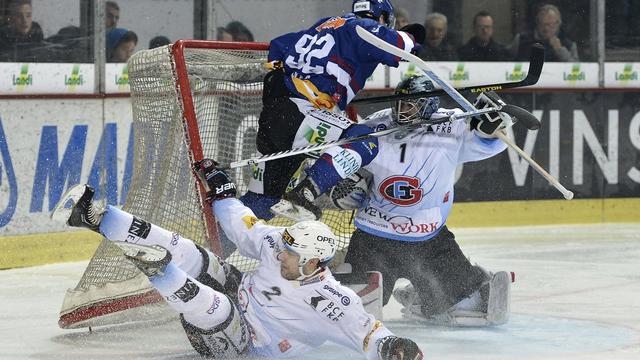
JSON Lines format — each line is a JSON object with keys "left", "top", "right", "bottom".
{"left": 418, "top": 12, "right": 457, "bottom": 61}
{"left": 46, "top": 25, "right": 91, "bottom": 62}
{"left": 106, "top": 1, "right": 120, "bottom": 30}
{"left": 107, "top": 28, "right": 137, "bottom": 62}
{"left": 511, "top": 4, "right": 579, "bottom": 62}
{"left": 226, "top": 21, "right": 254, "bottom": 42}
{"left": 394, "top": 7, "right": 410, "bottom": 30}
{"left": 458, "top": 11, "right": 511, "bottom": 61}
{"left": 0, "top": 0, "right": 45, "bottom": 61}
{"left": 149, "top": 35, "right": 170, "bottom": 49}
{"left": 216, "top": 26, "right": 233, "bottom": 41}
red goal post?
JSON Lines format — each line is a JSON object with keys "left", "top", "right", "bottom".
{"left": 59, "top": 40, "right": 356, "bottom": 329}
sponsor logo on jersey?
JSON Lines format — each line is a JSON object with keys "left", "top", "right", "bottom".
{"left": 242, "top": 215, "right": 260, "bottom": 229}
{"left": 323, "top": 285, "right": 351, "bottom": 306}
{"left": 309, "top": 108, "right": 352, "bottom": 129}
{"left": 126, "top": 216, "right": 151, "bottom": 242}
{"left": 379, "top": 176, "right": 423, "bottom": 206}
{"left": 170, "top": 232, "right": 179, "bottom": 246}
{"left": 390, "top": 221, "right": 439, "bottom": 235}
{"left": 300, "top": 273, "right": 325, "bottom": 286}
{"left": 206, "top": 295, "right": 222, "bottom": 314}
{"left": 304, "top": 122, "right": 332, "bottom": 145}
{"left": 278, "top": 339, "right": 292, "bottom": 353}
{"left": 305, "top": 291, "right": 346, "bottom": 321}
{"left": 443, "top": 191, "right": 450, "bottom": 203}
{"left": 315, "top": 17, "right": 347, "bottom": 31}
{"left": 361, "top": 207, "right": 439, "bottom": 235}
{"left": 173, "top": 278, "right": 200, "bottom": 303}
{"left": 331, "top": 148, "right": 361, "bottom": 177}
{"left": 265, "top": 235, "right": 280, "bottom": 252}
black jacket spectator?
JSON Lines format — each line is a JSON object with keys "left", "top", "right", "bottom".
{"left": 514, "top": 31, "right": 577, "bottom": 62}
{"left": 418, "top": 40, "right": 457, "bottom": 61}
{"left": 458, "top": 38, "right": 511, "bottom": 61}
{"left": 0, "top": 21, "right": 45, "bottom": 61}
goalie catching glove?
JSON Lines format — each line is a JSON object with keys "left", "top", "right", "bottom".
{"left": 378, "top": 336, "right": 423, "bottom": 360}
{"left": 194, "top": 159, "right": 237, "bottom": 201}
{"left": 329, "top": 170, "right": 371, "bottom": 210}
{"left": 469, "top": 91, "right": 515, "bottom": 138}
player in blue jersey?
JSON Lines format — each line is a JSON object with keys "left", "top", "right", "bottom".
{"left": 285, "top": 75, "right": 515, "bottom": 326}
{"left": 238, "top": 0, "right": 425, "bottom": 222}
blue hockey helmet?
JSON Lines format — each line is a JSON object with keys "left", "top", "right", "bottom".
{"left": 352, "top": 0, "right": 395, "bottom": 28}
{"left": 392, "top": 75, "right": 440, "bottom": 125}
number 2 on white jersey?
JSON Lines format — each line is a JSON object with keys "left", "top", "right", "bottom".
{"left": 286, "top": 34, "right": 335, "bottom": 74}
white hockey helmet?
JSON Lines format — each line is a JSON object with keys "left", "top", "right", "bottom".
{"left": 282, "top": 220, "right": 337, "bottom": 268}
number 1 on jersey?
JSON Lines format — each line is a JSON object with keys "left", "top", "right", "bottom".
{"left": 399, "top": 143, "right": 407, "bottom": 163}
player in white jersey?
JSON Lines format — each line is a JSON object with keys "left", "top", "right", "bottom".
{"left": 286, "top": 75, "right": 515, "bottom": 326}
{"left": 54, "top": 159, "right": 423, "bottom": 359}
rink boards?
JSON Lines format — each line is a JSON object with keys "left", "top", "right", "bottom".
{"left": 0, "top": 91, "right": 639, "bottom": 268}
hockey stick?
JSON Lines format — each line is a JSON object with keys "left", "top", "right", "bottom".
{"left": 229, "top": 106, "right": 500, "bottom": 169}
{"left": 351, "top": 44, "right": 544, "bottom": 105}
{"left": 355, "top": 25, "right": 574, "bottom": 200}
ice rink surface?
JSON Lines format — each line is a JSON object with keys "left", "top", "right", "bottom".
{"left": 1, "top": 223, "right": 639, "bottom": 360}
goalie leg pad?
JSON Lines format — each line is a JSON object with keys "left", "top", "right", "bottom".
{"left": 394, "top": 270, "right": 512, "bottom": 327}
{"left": 484, "top": 270, "right": 511, "bottom": 325}
{"left": 337, "top": 270, "right": 384, "bottom": 320}
{"left": 181, "top": 303, "right": 250, "bottom": 358}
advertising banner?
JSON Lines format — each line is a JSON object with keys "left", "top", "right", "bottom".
{"left": 0, "top": 99, "right": 133, "bottom": 235}
{"left": 0, "top": 92, "right": 638, "bottom": 237}
{"left": 605, "top": 63, "right": 640, "bottom": 88}
{"left": 453, "top": 92, "right": 640, "bottom": 201}
{"left": 0, "top": 63, "right": 94, "bottom": 94}
{"left": 389, "top": 62, "right": 599, "bottom": 89}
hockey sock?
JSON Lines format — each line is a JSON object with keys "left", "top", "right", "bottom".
{"left": 151, "top": 262, "right": 232, "bottom": 330}
{"left": 238, "top": 191, "right": 280, "bottom": 220}
{"left": 100, "top": 205, "right": 203, "bottom": 277}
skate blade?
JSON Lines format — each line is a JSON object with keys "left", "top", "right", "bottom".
{"left": 270, "top": 199, "right": 317, "bottom": 221}
{"left": 50, "top": 184, "right": 88, "bottom": 222}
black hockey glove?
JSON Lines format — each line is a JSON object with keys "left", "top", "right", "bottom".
{"left": 378, "top": 336, "right": 423, "bottom": 360}
{"left": 469, "top": 91, "right": 514, "bottom": 138}
{"left": 399, "top": 23, "right": 425, "bottom": 55}
{"left": 194, "top": 159, "right": 237, "bottom": 201}
{"left": 400, "top": 23, "right": 426, "bottom": 46}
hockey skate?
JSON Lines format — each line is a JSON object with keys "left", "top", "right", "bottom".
{"left": 51, "top": 184, "right": 103, "bottom": 232}
{"left": 116, "top": 242, "right": 172, "bottom": 277}
{"left": 271, "top": 179, "right": 322, "bottom": 221}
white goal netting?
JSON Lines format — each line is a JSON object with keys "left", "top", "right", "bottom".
{"left": 59, "top": 41, "right": 356, "bottom": 329}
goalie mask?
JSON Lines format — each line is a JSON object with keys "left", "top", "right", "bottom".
{"left": 352, "top": 0, "right": 395, "bottom": 28}
{"left": 282, "top": 220, "right": 337, "bottom": 274}
{"left": 393, "top": 75, "right": 440, "bottom": 125}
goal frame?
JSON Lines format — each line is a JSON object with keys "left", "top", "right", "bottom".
{"left": 58, "top": 39, "right": 270, "bottom": 329}
{"left": 172, "top": 39, "right": 270, "bottom": 256}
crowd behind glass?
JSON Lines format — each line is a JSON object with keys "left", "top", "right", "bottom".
{"left": 0, "top": 0, "right": 637, "bottom": 64}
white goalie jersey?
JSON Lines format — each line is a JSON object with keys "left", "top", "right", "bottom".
{"left": 354, "top": 108, "right": 508, "bottom": 242}
{"left": 213, "top": 198, "right": 394, "bottom": 359}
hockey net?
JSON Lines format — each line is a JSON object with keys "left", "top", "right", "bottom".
{"left": 59, "top": 40, "right": 356, "bottom": 329}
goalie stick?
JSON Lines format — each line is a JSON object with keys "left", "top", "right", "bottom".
{"left": 229, "top": 106, "right": 504, "bottom": 169}
{"left": 351, "top": 44, "right": 544, "bottom": 105}
{"left": 355, "top": 25, "right": 574, "bottom": 200}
